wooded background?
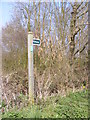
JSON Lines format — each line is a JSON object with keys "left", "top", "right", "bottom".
{"left": 1, "top": 1, "right": 88, "bottom": 109}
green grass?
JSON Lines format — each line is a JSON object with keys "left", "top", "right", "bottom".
{"left": 2, "top": 90, "right": 89, "bottom": 118}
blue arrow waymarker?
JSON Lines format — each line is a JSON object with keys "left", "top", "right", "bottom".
{"left": 33, "top": 39, "right": 40, "bottom": 46}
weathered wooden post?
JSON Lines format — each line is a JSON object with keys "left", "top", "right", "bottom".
{"left": 28, "top": 32, "right": 34, "bottom": 104}
{"left": 28, "top": 31, "right": 40, "bottom": 104}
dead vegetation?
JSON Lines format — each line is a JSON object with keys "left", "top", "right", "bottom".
{"left": 1, "top": 2, "right": 88, "bottom": 111}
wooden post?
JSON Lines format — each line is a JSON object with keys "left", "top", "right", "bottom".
{"left": 28, "top": 32, "right": 34, "bottom": 104}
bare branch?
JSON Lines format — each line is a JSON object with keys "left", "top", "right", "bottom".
{"left": 73, "top": 27, "right": 81, "bottom": 37}
{"left": 77, "top": 2, "right": 83, "bottom": 10}
{"left": 77, "top": 9, "right": 88, "bottom": 19}
{"left": 74, "top": 40, "right": 88, "bottom": 56}
{"left": 77, "top": 2, "right": 88, "bottom": 14}
{"left": 80, "top": 41, "right": 88, "bottom": 53}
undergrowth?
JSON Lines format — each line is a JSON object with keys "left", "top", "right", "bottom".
{"left": 2, "top": 90, "right": 89, "bottom": 118}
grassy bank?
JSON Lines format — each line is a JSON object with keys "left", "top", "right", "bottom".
{"left": 2, "top": 90, "right": 89, "bottom": 118}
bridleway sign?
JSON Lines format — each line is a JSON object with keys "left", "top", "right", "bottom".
{"left": 33, "top": 38, "right": 40, "bottom": 46}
